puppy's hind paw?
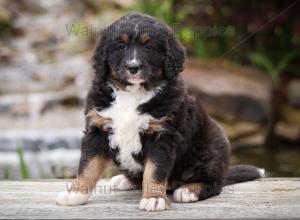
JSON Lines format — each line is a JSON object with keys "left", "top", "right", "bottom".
{"left": 56, "top": 191, "right": 90, "bottom": 206}
{"left": 109, "top": 174, "right": 137, "bottom": 191}
{"left": 139, "top": 197, "right": 169, "bottom": 212}
{"left": 173, "top": 188, "right": 199, "bottom": 203}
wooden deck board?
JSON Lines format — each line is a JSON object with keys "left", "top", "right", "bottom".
{"left": 0, "top": 178, "right": 300, "bottom": 219}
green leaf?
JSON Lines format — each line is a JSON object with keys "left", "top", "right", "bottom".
{"left": 277, "top": 50, "right": 300, "bottom": 73}
{"left": 249, "top": 52, "right": 279, "bottom": 84}
{"left": 4, "top": 166, "right": 11, "bottom": 179}
{"left": 180, "top": 27, "right": 193, "bottom": 44}
{"left": 249, "top": 52, "right": 276, "bottom": 74}
{"left": 17, "top": 147, "right": 30, "bottom": 179}
{"left": 195, "top": 38, "right": 208, "bottom": 59}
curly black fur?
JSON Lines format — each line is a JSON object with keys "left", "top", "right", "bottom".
{"left": 78, "top": 12, "right": 264, "bottom": 200}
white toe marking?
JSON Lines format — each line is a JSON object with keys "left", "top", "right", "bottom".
{"left": 56, "top": 191, "right": 90, "bottom": 206}
{"left": 173, "top": 188, "right": 199, "bottom": 203}
{"left": 145, "top": 198, "right": 156, "bottom": 211}
{"left": 109, "top": 174, "right": 136, "bottom": 191}
{"left": 139, "top": 198, "right": 148, "bottom": 209}
{"left": 156, "top": 198, "right": 167, "bottom": 211}
{"left": 139, "top": 197, "right": 168, "bottom": 212}
{"left": 258, "top": 168, "right": 266, "bottom": 177}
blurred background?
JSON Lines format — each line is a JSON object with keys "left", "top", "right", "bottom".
{"left": 0, "top": 0, "right": 300, "bottom": 180}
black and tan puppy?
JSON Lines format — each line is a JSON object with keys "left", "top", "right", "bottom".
{"left": 56, "top": 13, "right": 264, "bottom": 211}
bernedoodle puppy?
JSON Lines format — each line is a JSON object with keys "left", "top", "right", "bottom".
{"left": 56, "top": 13, "right": 265, "bottom": 211}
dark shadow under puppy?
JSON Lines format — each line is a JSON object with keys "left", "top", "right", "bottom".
{"left": 56, "top": 12, "right": 265, "bottom": 211}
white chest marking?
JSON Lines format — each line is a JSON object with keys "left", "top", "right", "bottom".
{"left": 97, "top": 84, "right": 157, "bottom": 173}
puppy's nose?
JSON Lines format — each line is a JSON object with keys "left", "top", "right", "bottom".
{"left": 127, "top": 64, "right": 140, "bottom": 75}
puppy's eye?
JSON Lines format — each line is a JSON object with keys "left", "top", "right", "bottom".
{"left": 118, "top": 44, "right": 126, "bottom": 50}
{"left": 145, "top": 43, "right": 152, "bottom": 50}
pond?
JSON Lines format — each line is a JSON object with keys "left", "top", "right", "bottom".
{"left": 231, "top": 144, "right": 300, "bottom": 177}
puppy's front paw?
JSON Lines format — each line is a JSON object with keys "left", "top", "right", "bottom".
{"left": 139, "top": 197, "right": 169, "bottom": 212}
{"left": 109, "top": 174, "right": 136, "bottom": 191}
{"left": 173, "top": 188, "right": 199, "bottom": 203}
{"left": 56, "top": 191, "right": 90, "bottom": 206}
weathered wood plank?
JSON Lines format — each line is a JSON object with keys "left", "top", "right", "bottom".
{"left": 0, "top": 178, "right": 299, "bottom": 219}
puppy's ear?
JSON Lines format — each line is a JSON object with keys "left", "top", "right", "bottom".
{"left": 164, "top": 32, "right": 185, "bottom": 79}
{"left": 93, "top": 30, "right": 109, "bottom": 80}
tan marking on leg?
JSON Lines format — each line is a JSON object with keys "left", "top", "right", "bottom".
{"left": 139, "top": 160, "right": 169, "bottom": 211}
{"left": 139, "top": 33, "right": 150, "bottom": 44}
{"left": 70, "top": 156, "right": 109, "bottom": 194}
{"left": 121, "top": 34, "right": 128, "bottom": 44}
{"left": 87, "top": 108, "right": 111, "bottom": 131}
{"left": 142, "top": 160, "right": 167, "bottom": 199}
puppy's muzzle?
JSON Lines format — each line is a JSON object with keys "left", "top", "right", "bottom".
{"left": 125, "top": 59, "right": 142, "bottom": 75}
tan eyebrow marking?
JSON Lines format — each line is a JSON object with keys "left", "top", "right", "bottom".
{"left": 139, "top": 33, "right": 150, "bottom": 44}
{"left": 121, "top": 34, "right": 128, "bottom": 44}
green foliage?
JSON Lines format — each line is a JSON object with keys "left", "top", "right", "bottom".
{"left": 17, "top": 147, "right": 30, "bottom": 179}
{"left": 137, "top": 0, "right": 174, "bottom": 24}
{"left": 249, "top": 53, "right": 278, "bottom": 84}
{"left": 249, "top": 51, "right": 300, "bottom": 86}
{"left": 195, "top": 38, "right": 208, "bottom": 59}
{"left": 126, "top": 1, "right": 300, "bottom": 83}
{"left": 4, "top": 166, "right": 11, "bottom": 179}
{"left": 127, "top": 0, "right": 191, "bottom": 26}
{"left": 179, "top": 28, "right": 208, "bottom": 59}
{"left": 127, "top": 0, "right": 173, "bottom": 25}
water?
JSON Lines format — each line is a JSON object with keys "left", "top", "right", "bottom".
{"left": 231, "top": 145, "right": 300, "bottom": 177}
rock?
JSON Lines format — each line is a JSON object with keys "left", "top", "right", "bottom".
{"left": 19, "top": 0, "right": 47, "bottom": 14}
{"left": 114, "top": 0, "right": 137, "bottom": 7}
{"left": 0, "top": 43, "right": 15, "bottom": 65}
{"left": 219, "top": 120, "right": 266, "bottom": 148}
{"left": 0, "top": 0, "right": 12, "bottom": 24}
{"left": 231, "top": 133, "right": 265, "bottom": 149}
{"left": 0, "top": 88, "right": 85, "bottom": 117}
{"left": 219, "top": 121, "right": 263, "bottom": 140}
{"left": 0, "top": 99, "right": 85, "bottom": 179}
{"left": 275, "top": 121, "right": 300, "bottom": 142}
{"left": 274, "top": 100, "right": 300, "bottom": 143}
{"left": 0, "top": 56, "right": 92, "bottom": 95}
{"left": 0, "top": 128, "right": 82, "bottom": 152}
{"left": 0, "top": 149, "right": 80, "bottom": 179}
{"left": 183, "top": 59, "right": 272, "bottom": 123}
{"left": 281, "top": 105, "right": 300, "bottom": 125}
{"left": 0, "top": 0, "right": 96, "bottom": 96}
{"left": 287, "top": 80, "right": 300, "bottom": 108}
{"left": 0, "top": 105, "right": 84, "bottom": 129}
{"left": 83, "top": 0, "right": 136, "bottom": 10}
{"left": 276, "top": 103, "right": 300, "bottom": 142}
